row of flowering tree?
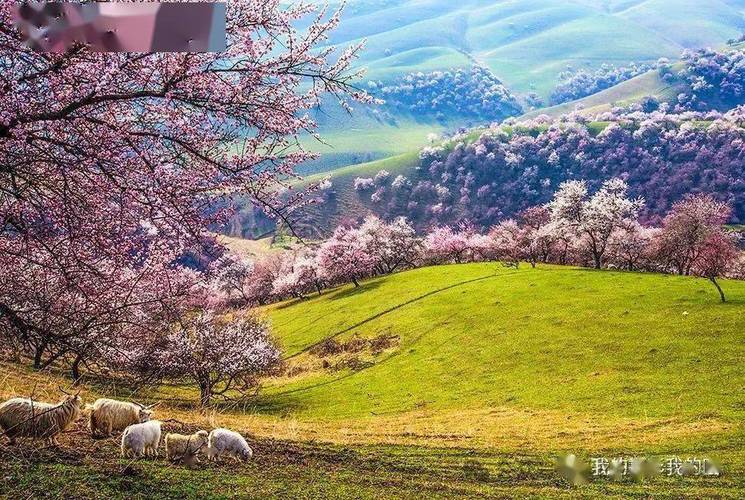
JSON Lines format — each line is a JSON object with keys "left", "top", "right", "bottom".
{"left": 224, "top": 181, "right": 741, "bottom": 309}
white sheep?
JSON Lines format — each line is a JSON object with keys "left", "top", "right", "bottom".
{"left": 0, "top": 391, "right": 82, "bottom": 446}
{"left": 121, "top": 420, "right": 162, "bottom": 458}
{"left": 165, "top": 430, "right": 209, "bottom": 463}
{"left": 206, "top": 428, "right": 253, "bottom": 462}
{"left": 88, "top": 398, "right": 155, "bottom": 437}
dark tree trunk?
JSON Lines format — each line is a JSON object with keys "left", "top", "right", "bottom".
{"left": 351, "top": 277, "right": 359, "bottom": 288}
{"left": 71, "top": 355, "right": 83, "bottom": 385}
{"left": 592, "top": 252, "right": 602, "bottom": 269}
{"left": 199, "top": 382, "right": 212, "bottom": 407}
{"left": 709, "top": 277, "right": 726, "bottom": 303}
{"left": 33, "top": 342, "right": 46, "bottom": 369}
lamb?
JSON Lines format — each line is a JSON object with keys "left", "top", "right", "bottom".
{"left": 206, "top": 428, "right": 253, "bottom": 462}
{"left": 88, "top": 398, "right": 155, "bottom": 437}
{"left": 121, "top": 420, "right": 162, "bottom": 458}
{"left": 0, "top": 389, "right": 82, "bottom": 446}
{"left": 165, "top": 430, "right": 209, "bottom": 463}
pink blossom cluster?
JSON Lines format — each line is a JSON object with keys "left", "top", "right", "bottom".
{"left": 0, "top": 1, "right": 366, "bottom": 381}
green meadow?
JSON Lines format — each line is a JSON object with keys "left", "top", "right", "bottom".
{"left": 3, "top": 263, "right": 743, "bottom": 498}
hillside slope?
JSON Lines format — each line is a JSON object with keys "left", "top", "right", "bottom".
{"left": 2, "top": 265, "right": 743, "bottom": 498}
{"left": 320, "top": 0, "right": 745, "bottom": 98}
{"left": 258, "top": 264, "right": 745, "bottom": 454}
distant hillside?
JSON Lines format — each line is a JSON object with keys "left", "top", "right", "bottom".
{"left": 265, "top": 109, "right": 745, "bottom": 239}
{"left": 319, "top": 0, "right": 745, "bottom": 99}
{"left": 522, "top": 64, "right": 687, "bottom": 120}
{"left": 299, "top": 2, "right": 744, "bottom": 177}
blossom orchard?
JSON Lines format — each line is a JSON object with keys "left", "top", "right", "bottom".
{"left": 242, "top": 181, "right": 742, "bottom": 305}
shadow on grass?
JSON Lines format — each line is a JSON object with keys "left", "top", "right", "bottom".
{"left": 328, "top": 279, "right": 385, "bottom": 301}
{"left": 285, "top": 272, "right": 507, "bottom": 361}
{"left": 271, "top": 278, "right": 385, "bottom": 311}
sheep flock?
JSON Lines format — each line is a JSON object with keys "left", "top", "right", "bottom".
{"left": 0, "top": 390, "right": 253, "bottom": 466}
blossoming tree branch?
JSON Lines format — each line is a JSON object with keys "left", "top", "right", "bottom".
{"left": 0, "top": 0, "right": 366, "bottom": 390}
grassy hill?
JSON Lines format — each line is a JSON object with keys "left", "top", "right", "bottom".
{"left": 259, "top": 264, "right": 744, "bottom": 444}
{"left": 3, "top": 264, "right": 744, "bottom": 497}
{"left": 522, "top": 64, "right": 687, "bottom": 119}
{"left": 322, "top": 0, "right": 744, "bottom": 98}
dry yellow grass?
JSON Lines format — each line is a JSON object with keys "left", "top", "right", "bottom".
{"left": 2, "top": 361, "right": 732, "bottom": 456}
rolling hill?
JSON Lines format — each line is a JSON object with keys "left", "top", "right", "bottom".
{"left": 3, "top": 264, "right": 743, "bottom": 497}
{"left": 320, "top": 0, "right": 745, "bottom": 98}
{"left": 258, "top": 264, "right": 745, "bottom": 440}
{"left": 295, "top": 0, "right": 744, "bottom": 177}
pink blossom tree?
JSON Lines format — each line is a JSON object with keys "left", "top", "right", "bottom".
{"left": 243, "top": 255, "right": 285, "bottom": 305}
{"left": 488, "top": 220, "right": 525, "bottom": 267}
{"left": 272, "top": 249, "right": 325, "bottom": 298}
{"left": 517, "top": 206, "right": 555, "bottom": 267}
{"left": 690, "top": 232, "right": 739, "bottom": 302}
{"left": 607, "top": 223, "right": 659, "bottom": 271}
{"left": 359, "top": 216, "right": 420, "bottom": 274}
{"left": 656, "top": 194, "right": 733, "bottom": 275}
{"left": 422, "top": 226, "right": 475, "bottom": 264}
{"left": 143, "top": 312, "right": 280, "bottom": 406}
{"left": 548, "top": 179, "right": 644, "bottom": 269}
{"left": 203, "top": 255, "right": 256, "bottom": 310}
{"left": 0, "top": 1, "right": 364, "bottom": 376}
{"left": 317, "top": 225, "right": 375, "bottom": 287}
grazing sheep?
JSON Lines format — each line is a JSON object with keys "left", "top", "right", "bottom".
{"left": 121, "top": 420, "right": 162, "bottom": 458}
{"left": 165, "top": 430, "right": 209, "bottom": 463}
{"left": 206, "top": 428, "right": 253, "bottom": 462}
{"left": 0, "top": 391, "right": 82, "bottom": 446}
{"left": 89, "top": 398, "right": 154, "bottom": 437}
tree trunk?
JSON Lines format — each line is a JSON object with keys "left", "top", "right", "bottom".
{"left": 71, "top": 355, "right": 83, "bottom": 385}
{"left": 199, "top": 383, "right": 212, "bottom": 407}
{"left": 709, "top": 277, "right": 726, "bottom": 303}
{"left": 593, "top": 253, "right": 602, "bottom": 269}
{"left": 351, "top": 277, "right": 359, "bottom": 288}
{"left": 33, "top": 342, "right": 46, "bottom": 369}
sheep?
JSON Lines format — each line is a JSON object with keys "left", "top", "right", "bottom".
{"left": 206, "top": 428, "right": 253, "bottom": 462}
{"left": 165, "top": 430, "right": 209, "bottom": 463}
{"left": 0, "top": 390, "right": 82, "bottom": 446}
{"left": 121, "top": 420, "right": 162, "bottom": 458}
{"left": 88, "top": 398, "right": 155, "bottom": 437}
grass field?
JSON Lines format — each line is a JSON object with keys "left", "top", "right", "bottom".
{"left": 2, "top": 264, "right": 743, "bottom": 498}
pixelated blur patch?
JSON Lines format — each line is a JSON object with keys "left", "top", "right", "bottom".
{"left": 14, "top": 2, "right": 226, "bottom": 52}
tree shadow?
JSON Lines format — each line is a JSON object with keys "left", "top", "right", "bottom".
{"left": 327, "top": 279, "right": 385, "bottom": 301}
{"left": 285, "top": 272, "right": 507, "bottom": 361}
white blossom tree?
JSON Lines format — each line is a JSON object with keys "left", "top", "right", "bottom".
{"left": 548, "top": 179, "right": 644, "bottom": 269}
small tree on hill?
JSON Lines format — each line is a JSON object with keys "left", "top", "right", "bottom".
{"left": 691, "top": 232, "right": 739, "bottom": 302}
{"left": 359, "top": 216, "right": 420, "bottom": 274}
{"left": 317, "top": 225, "right": 375, "bottom": 287}
{"left": 656, "top": 194, "right": 733, "bottom": 276}
{"left": 153, "top": 312, "right": 280, "bottom": 406}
